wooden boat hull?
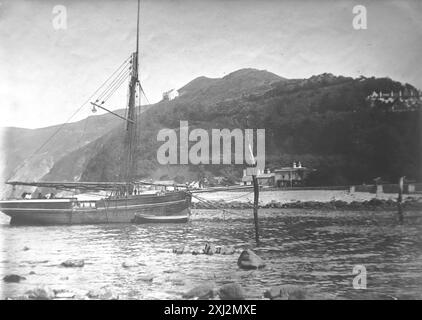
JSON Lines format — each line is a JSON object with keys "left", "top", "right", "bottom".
{"left": 133, "top": 214, "right": 188, "bottom": 223}
{"left": 0, "top": 191, "right": 191, "bottom": 225}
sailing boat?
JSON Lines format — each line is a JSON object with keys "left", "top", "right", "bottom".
{"left": 0, "top": 0, "right": 192, "bottom": 225}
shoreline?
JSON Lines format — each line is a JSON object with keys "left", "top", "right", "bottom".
{"left": 191, "top": 189, "right": 422, "bottom": 211}
{"left": 192, "top": 196, "right": 422, "bottom": 211}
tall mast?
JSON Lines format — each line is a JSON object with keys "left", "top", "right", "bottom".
{"left": 136, "top": 0, "right": 140, "bottom": 59}
{"left": 122, "top": 0, "right": 141, "bottom": 184}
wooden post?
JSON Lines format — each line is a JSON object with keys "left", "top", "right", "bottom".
{"left": 252, "top": 174, "right": 260, "bottom": 246}
{"left": 397, "top": 176, "right": 404, "bottom": 224}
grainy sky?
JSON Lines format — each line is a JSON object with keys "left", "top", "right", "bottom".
{"left": 1, "top": 0, "right": 421, "bottom": 128}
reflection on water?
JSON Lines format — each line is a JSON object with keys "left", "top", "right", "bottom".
{"left": 1, "top": 209, "right": 422, "bottom": 299}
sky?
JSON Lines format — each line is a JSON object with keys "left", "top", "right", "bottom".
{"left": 1, "top": 0, "right": 421, "bottom": 128}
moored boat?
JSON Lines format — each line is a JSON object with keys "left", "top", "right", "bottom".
{"left": 133, "top": 214, "right": 189, "bottom": 224}
{"left": 0, "top": 189, "right": 191, "bottom": 225}
{"left": 0, "top": 0, "right": 193, "bottom": 226}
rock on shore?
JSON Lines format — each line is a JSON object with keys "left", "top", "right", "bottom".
{"left": 26, "top": 286, "right": 55, "bottom": 300}
{"left": 192, "top": 197, "right": 422, "bottom": 211}
{"left": 264, "top": 285, "right": 307, "bottom": 300}
{"left": 216, "top": 245, "right": 236, "bottom": 255}
{"left": 237, "top": 249, "right": 265, "bottom": 270}
{"left": 3, "top": 274, "right": 26, "bottom": 283}
{"left": 219, "top": 283, "right": 245, "bottom": 300}
{"left": 174, "top": 243, "right": 236, "bottom": 255}
{"left": 87, "top": 287, "right": 119, "bottom": 300}
{"left": 172, "top": 246, "right": 185, "bottom": 254}
{"left": 182, "top": 282, "right": 217, "bottom": 299}
{"left": 61, "top": 259, "right": 85, "bottom": 268}
{"left": 204, "top": 243, "right": 216, "bottom": 255}
{"left": 122, "top": 260, "right": 145, "bottom": 268}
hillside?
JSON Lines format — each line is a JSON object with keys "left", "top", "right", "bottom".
{"left": 2, "top": 69, "right": 421, "bottom": 197}
{"left": 0, "top": 106, "right": 149, "bottom": 197}
{"left": 178, "top": 68, "right": 285, "bottom": 105}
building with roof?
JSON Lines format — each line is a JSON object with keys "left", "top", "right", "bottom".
{"left": 366, "top": 89, "right": 422, "bottom": 111}
{"left": 162, "top": 89, "right": 179, "bottom": 101}
{"left": 241, "top": 168, "right": 274, "bottom": 186}
{"left": 273, "top": 162, "right": 312, "bottom": 187}
{"left": 240, "top": 162, "right": 313, "bottom": 187}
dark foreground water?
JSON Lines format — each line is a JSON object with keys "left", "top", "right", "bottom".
{"left": 1, "top": 209, "right": 422, "bottom": 299}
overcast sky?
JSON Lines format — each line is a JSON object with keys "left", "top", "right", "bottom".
{"left": 1, "top": 0, "right": 421, "bottom": 128}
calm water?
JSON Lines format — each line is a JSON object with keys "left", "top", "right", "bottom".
{"left": 1, "top": 209, "right": 422, "bottom": 300}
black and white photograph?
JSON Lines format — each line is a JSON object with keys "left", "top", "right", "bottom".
{"left": 0, "top": 0, "right": 421, "bottom": 304}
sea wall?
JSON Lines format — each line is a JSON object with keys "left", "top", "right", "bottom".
{"left": 192, "top": 196, "right": 422, "bottom": 211}
{"left": 192, "top": 189, "right": 422, "bottom": 207}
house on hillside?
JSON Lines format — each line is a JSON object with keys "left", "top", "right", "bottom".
{"left": 241, "top": 168, "right": 274, "bottom": 186}
{"left": 273, "top": 162, "right": 313, "bottom": 187}
{"left": 213, "top": 176, "right": 226, "bottom": 185}
{"left": 162, "top": 89, "right": 179, "bottom": 101}
{"left": 366, "top": 89, "right": 422, "bottom": 111}
{"left": 240, "top": 162, "right": 313, "bottom": 187}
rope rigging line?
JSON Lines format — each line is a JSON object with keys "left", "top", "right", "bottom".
{"left": 90, "top": 55, "right": 132, "bottom": 102}
{"left": 10, "top": 103, "right": 87, "bottom": 179}
{"left": 138, "top": 82, "right": 151, "bottom": 105}
{"left": 93, "top": 56, "right": 131, "bottom": 97}
{"left": 220, "top": 191, "right": 254, "bottom": 201}
{"left": 190, "top": 193, "right": 240, "bottom": 218}
{"left": 9, "top": 55, "right": 133, "bottom": 180}
{"left": 100, "top": 70, "right": 132, "bottom": 104}
{"left": 135, "top": 83, "right": 141, "bottom": 142}
{"left": 96, "top": 70, "right": 130, "bottom": 102}
{"left": 96, "top": 63, "right": 131, "bottom": 102}
{"left": 73, "top": 107, "right": 92, "bottom": 197}
{"left": 124, "top": 77, "right": 131, "bottom": 121}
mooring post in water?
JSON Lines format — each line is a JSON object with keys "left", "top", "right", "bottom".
{"left": 252, "top": 174, "right": 260, "bottom": 246}
{"left": 397, "top": 176, "right": 405, "bottom": 224}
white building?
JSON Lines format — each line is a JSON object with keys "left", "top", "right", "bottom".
{"left": 162, "top": 89, "right": 179, "bottom": 101}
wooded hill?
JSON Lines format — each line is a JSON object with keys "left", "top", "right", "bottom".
{"left": 2, "top": 68, "right": 421, "bottom": 196}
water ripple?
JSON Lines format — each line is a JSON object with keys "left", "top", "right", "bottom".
{"left": 1, "top": 209, "right": 422, "bottom": 299}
